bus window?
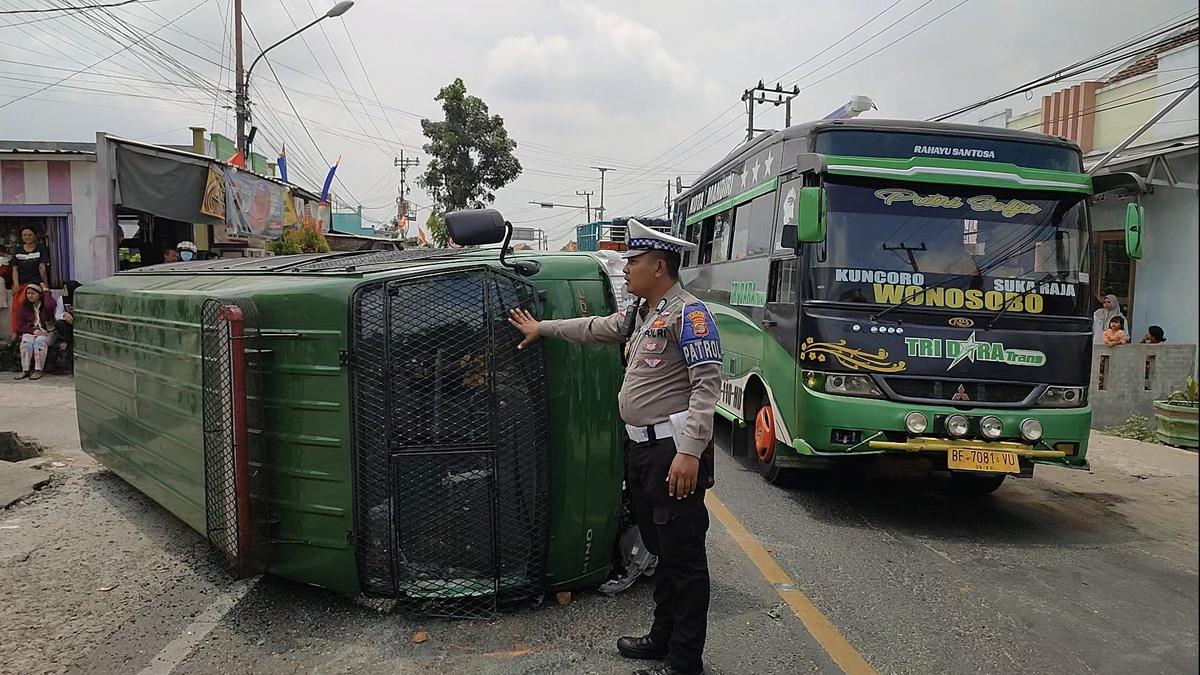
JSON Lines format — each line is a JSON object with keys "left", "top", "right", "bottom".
{"left": 768, "top": 259, "right": 798, "bottom": 303}
{"left": 698, "top": 214, "right": 722, "bottom": 264}
{"left": 774, "top": 177, "right": 802, "bottom": 253}
{"left": 746, "top": 192, "right": 775, "bottom": 258}
{"left": 711, "top": 211, "right": 732, "bottom": 263}
{"left": 731, "top": 201, "right": 753, "bottom": 260}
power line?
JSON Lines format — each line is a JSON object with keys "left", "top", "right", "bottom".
{"left": 1010, "top": 80, "right": 1199, "bottom": 132}
{"left": 931, "top": 13, "right": 1199, "bottom": 121}
{"left": 794, "top": 0, "right": 972, "bottom": 91}
{"left": 245, "top": 17, "right": 360, "bottom": 205}
{"left": 785, "top": 0, "right": 935, "bottom": 89}
{"left": 0, "top": 0, "right": 155, "bottom": 14}
{"left": 0, "top": 0, "right": 207, "bottom": 110}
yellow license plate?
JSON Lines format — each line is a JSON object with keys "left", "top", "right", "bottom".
{"left": 947, "top": 448, "right": 1020, "bottom": 474}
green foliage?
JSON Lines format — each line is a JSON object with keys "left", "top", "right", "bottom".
{"left": 1166, "top": 375, "right": 1199, "bottom": 406}
{"left": 267, "top": 221, "right": 331, "bottom": 255}
{"left": 418, "top": 78, "right": 522, "bottom": 214}
{"left": 1104, "top": 414, "right": 1159, "bottom": 443}
{"left": 426, "top": 211, "right": 447, "bottom": 248}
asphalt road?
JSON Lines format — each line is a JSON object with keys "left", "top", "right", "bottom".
{"left": 1, "top": 380, "right": 1197, "bottom": 674}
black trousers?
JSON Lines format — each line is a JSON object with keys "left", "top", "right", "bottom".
{"left": 627, "top": 437, "right": 713, "bottom": 674}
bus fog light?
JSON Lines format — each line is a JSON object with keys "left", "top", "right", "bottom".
{"left": 980, "top": 416, "right": 1003, "bottom": 440}
{"left": 945, "top": 414, "right": 969, "bottom": 438}
{"left": 1020, "top": 418, "right": 1043, "bottom": 442}
{"left": 904, "top": 412, "right": 928, "bottom": 434}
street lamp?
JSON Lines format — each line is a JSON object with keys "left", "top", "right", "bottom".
{"left": 528, "top": 200, "right": 593, "bottom": 222}
{"left": 236, "top": 1, "right": 355, "bottom": 155}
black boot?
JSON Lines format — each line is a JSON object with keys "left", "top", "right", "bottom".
{"left": 617, "top": 635, "right": 668, "bottom": 660}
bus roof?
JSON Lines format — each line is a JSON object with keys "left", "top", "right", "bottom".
{"left": 681, "top": 118, "right": 1084, "bottom": 202}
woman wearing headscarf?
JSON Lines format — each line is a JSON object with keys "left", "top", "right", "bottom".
{"left": 1093, "top": 294, "right": 1124, "bottom": 344}
{"left": 14, "top": 285, "right": 57, "bottom": 380}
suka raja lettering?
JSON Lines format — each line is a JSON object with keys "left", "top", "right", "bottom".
{"left": 679, "top": 302, "right": 722, "bottom": 367}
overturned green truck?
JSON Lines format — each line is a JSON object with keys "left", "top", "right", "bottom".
{"left": 74, "top": 237, "right": 628, "bottom": 616}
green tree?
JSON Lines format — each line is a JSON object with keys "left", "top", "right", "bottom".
{"left": 418, "top": 78, "right": 522, "bottom": 215}
{"left": 426, "top": 210, "right": 447, "bottom": 247}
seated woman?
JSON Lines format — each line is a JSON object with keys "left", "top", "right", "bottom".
{"left": 14, "top": 285, "right": 58, "bottom": 381}
{"left": 1102, "top": 316, "right": 1129, "bottom": 347}
{"left": 54, "top": 280, "right": 81, "bottom": 352}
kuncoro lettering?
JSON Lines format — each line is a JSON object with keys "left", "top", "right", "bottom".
{"left": 835, "top": 268, "right": 926, "bottom": 286}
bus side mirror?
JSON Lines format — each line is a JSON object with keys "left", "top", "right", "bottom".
{"left": 796, "top": 186, "right": 826, "bottom": 244}
{"left": 1125, "top": 202, "right": 1144, "bottom": 260}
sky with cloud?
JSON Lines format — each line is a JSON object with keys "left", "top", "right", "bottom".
{"left": 1, "top": 0, "right": 1194, "bottom": 248}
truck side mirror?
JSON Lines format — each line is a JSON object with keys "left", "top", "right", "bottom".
{"left": 1125, "top": 202, "right": 1144, "bottom": 260}
{"left": 445, "top": 208, "right": 507, "bottom": 245}
{"left": 796, "top": 186, "right": 826, "bottom": 244}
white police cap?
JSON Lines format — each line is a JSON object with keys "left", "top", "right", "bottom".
{"left": 621, "top": 218, "right": 696, "bottom": 259}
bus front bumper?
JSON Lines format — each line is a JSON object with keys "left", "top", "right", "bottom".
{"left": 786, "top": 390, "right": 1092, "bottom": 469}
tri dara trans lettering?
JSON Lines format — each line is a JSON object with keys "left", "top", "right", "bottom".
{"left": 904, "top": 332, "right": 1047, "bottom": 370}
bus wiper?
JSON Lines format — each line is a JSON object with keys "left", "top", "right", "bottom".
{"left": 985, "top": 270, "right": 1072, "bottom": 329}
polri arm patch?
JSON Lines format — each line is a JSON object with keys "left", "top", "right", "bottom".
{"left": 679, "top": 302, "right": 722, "bottom": 368}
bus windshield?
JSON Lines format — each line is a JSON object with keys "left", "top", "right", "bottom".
{"left": 810, "top": 177, "right": 1091, "bottom": 317}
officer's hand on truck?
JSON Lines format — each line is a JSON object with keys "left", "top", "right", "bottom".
{"left": 508, "top": 308, "right": 542, "bottom": 349}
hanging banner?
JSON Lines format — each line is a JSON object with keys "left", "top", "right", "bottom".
{"left": 200, "top": 165, "right": 226, "bottom": 220}
{"left": 224, "top": 168, "right": 287, "bottom": 238}
{"left": 282, "top": 192, "right": 300, "bottom": 227}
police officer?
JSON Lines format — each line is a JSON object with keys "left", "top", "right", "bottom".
{"left": 508, "top": 219, "right": 720, "bottom": 675}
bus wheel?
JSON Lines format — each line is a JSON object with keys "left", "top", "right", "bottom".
{"left": 753, "top": 404, "right": 790, "bottom": 485}
{"left": 947, "top": 473, "right": 1006, "bottom": 497}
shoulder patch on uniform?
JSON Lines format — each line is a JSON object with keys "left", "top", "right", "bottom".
{"left": 679, "top": 302, "right": 721, "bottom": 368}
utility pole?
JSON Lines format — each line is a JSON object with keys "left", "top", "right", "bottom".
{"left": 882, "top": 242, "right": 927, "bottom": 273}
{"left": 575, "top": 190, "right": 594, "bottom": 222}
{"left": 394, "top": 150, "right": 419, "bottom": 230}
{"left": 234, "top": 0, "right": 245, "bottom": 153}
{"left": 741, "top": 80, "right": 800, "bottom": 142}
{"left": 591, "top": 167, "right": 612, "bottom": 221}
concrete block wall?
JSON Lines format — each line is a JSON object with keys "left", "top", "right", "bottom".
{"left": 1089, "top": 343, "right": 1197, "bottom": 428}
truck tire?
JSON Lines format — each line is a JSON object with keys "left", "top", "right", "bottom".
{"left": 749, "top": 395, "right": 793, "bottom": 486}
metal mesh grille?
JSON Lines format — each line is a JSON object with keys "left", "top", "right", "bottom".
{"left": 201, "top": 297, "right": 266, "bottom": 578}
{"left": 883, "top": 377, "right": 1036, "bottom": 404}
{"left": 293, "top": 248, "right": 468, "bottom": 272}
{"left": 351, "top": 269, "right": 549, "bottom": 618}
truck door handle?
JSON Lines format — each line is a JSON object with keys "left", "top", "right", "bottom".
{"left": 761, "top": 319, "right": 777, "bottom": 327}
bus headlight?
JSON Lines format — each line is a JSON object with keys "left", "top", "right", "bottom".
{"left": 904, "top": 412, "right": 928, "bottom": 435}
{"left": 1036, "top": 386, "right": 1086, "bottom": 408}
{"left": 1020, "top": 418, "right": 1043, "bottom": 442}
{"left": 979, "top": 416, "right": 1004, "bottom": 440}
{"left": 945, "top": 414, "right": 969, "bottom": 438}
{"left": 824, "top": 374, "right": 883, "bottom": 398}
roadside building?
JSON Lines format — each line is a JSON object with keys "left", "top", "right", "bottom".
{"left": 0, "top": 128, "right": 327, "bottom": 284}
{"left": 979, "top": 26, "right": 1199, "bottom": 425}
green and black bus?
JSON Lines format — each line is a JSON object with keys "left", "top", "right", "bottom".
{"left": 674, "top": 118, "right": 1144, "bottom": 492}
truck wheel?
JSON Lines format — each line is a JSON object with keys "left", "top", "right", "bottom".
{"left": 947, "top": 473, "right": 1006, "bottom": 497}
{"left": 753, "top": 403, "right": 792, "bottom": 485}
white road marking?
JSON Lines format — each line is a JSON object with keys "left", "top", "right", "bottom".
{"left": 137, "top": 577, "right": 260, "bottom": 675}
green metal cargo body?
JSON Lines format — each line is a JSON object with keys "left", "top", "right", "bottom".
{"left": 74, "top": 248, "right": 626, "bottom": 614}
